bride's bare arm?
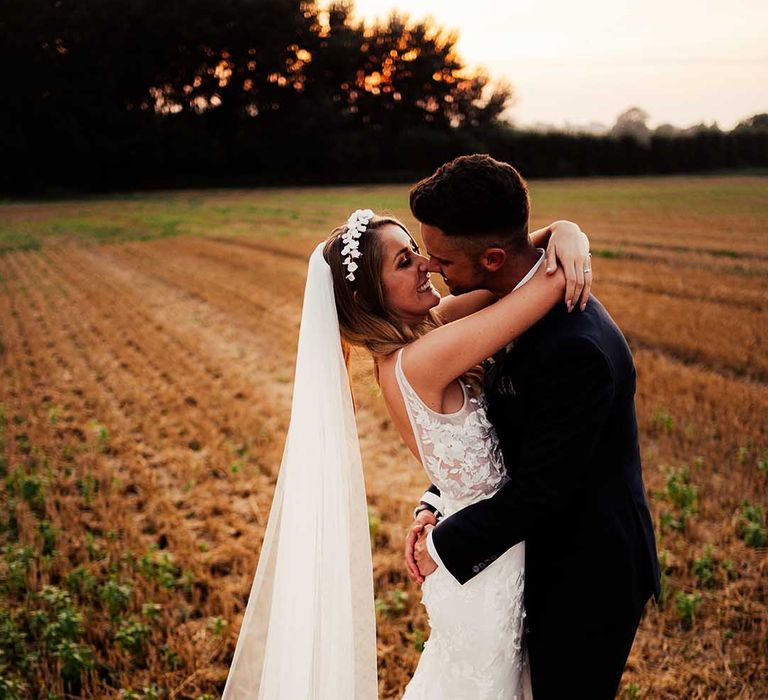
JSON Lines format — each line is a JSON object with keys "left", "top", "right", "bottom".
{"left": 402, "top": 263, "right": 565, "bottom": 394}
{"left": 435, "top": 290, "right": 498, "bottom": 323}
{"left": 435, "top": 221, "right": 591, "bottom": 323}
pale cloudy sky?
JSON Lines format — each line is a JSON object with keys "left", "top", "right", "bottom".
{"left": 340, "top": 0, "right": 767, "bottom": 130}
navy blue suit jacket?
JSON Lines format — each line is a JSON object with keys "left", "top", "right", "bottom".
{"left": 429, "top": 296, "right": 661, "bottom": 626}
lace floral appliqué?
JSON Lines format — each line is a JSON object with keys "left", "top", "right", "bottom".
{"left": 395, "top": 349, "right": 530, "bottom": 699}
{"left": 395, "top": 354, "right": 508, "bottom": 510}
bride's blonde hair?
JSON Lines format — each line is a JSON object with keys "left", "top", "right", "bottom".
{"left": 322, "top": 214, "right": 483, "bottom": 391}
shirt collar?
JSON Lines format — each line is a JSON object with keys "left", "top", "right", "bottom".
{"left": 512, "top": 248, "right": 546, "bottom": 291}
{"left": 490, "top": 249, "right": 547, "bottom": 360}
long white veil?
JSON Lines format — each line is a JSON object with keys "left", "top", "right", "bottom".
{"left": 222, "top": 242, "right": 378, "bottom": 699}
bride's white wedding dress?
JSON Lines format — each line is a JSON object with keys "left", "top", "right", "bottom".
{"left": 395, "top": 348, "right": 532, "bottom": 700}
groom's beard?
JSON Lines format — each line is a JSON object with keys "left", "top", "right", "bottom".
{"left": 445, "top": 281, "right": 473, "bottom": 295}
{"left": 445, "top": 266, "right": 493, "bottom": 296}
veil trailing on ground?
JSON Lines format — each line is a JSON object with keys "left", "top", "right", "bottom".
{"left": 222, "top": 242, "right": 378, "bottom": 699}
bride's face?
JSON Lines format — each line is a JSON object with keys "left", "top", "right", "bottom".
{"left": 378, "top": 224, "right": 441, "bottom": 323}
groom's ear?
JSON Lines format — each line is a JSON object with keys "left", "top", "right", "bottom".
{"left": 480, "top": 247, "right": 507, "bottom": 272}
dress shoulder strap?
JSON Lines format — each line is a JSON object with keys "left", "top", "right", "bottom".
{"left": 393, "top": 347, "right": 429, "bottom": 467}
{"left": 394, "top": 347, "right": 436, "bottom": 413}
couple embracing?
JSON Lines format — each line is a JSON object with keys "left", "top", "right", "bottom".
{"left": 222, "top": 155, "right": 661, "bottom": 700}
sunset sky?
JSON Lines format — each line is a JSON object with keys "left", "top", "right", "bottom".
{"left": 339, "top": 0, "right": 767, "bottom": 130}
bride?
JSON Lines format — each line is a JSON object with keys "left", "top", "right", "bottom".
{"left": 222, "top": 209, "right": 590, "bottom": 699}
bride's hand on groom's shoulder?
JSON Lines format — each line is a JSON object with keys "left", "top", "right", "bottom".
{"left": 544, "top": 220, "right": 593, "bottom": 312}
{"left": 405, "top": 511, "right": 437, "bottom": 584}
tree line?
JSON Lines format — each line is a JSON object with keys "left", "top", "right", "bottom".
{"left": 1, "top": 0, "right": 766, "bottom": 195}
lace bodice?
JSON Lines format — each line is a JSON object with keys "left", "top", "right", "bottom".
{"left": 396, "top": 355, "right": 529, "bottom": 700}
{"left": 395, "top": 348, "right": 509, "bottom": 514}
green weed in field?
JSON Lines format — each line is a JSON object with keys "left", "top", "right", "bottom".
{"left": 207, "top": 616, "right": 227, "bottom": 636}
{"left": 118, "top": 682, "right": 167, "bottom": 699}
{"left": 46, "top": 404, "right": 60, "bottom": 425}
{"left": 0, "top": 610, "right": 27, "bottom": 671}
{"left": 0, "top": 545, "right": 33, "bottom": 595}
{"left": 12, "top": 433, "right": 30, "bottom": 456}
{"left": 659, "top": 466, "right": 698, "bottom": 532}
{"left": 76, "top": 473, "right": 99, "bottom": 505}
{"left": 161, "top": 643, "right": 181, "bottom": 671}
{"left": 368, "top": 505, "right": 381, "bottom": 544}
{"left": 738, "top": 502, "right": 768, "bottom": 548}
{"left": 1, "top": 498, "right": 20, "bottom": 543}
{"left": 692, "top": 545, "right": 716, "bottom": 589}
{"left": 657, "top": 550, "right": 670, "bottom": 607}
{"left": 114, "top": 618, "right": 151, "bottom": 657}
{"left": 138, "top": 546, "right": 182, "bottom": 589}
{"left": 722, "top": 559, "right": 738, "bottom": 581}
{"left": 20, "top": 472, "right": 47, "bottom": 518}
{"left": 408, "top": 628, "right": 427, "bottom": 653}
{"left": 0, "top": 232, "right": 41, "bottom": 255}
{"left": 375, "top": 588, "right": 409, "bottom": 617}
{"left": 141, "top": 602, "right": 162, "bottom": 621}
{"left": 651, "top": 409, "right": 674, "bottom": 435}
{"left": 675, "top": 590, "right": 702, "bottom": 630}
{"left": 65, "top": 565, "right": 98, "bottom": 599}
{"left": 86, "top": 420, "right": 110, "bottom": 452}
{"left": 54, "top": 639, "right": 95, "bottom": 693}
{"left": 757, "top": 450, "right": 768, "bottom": 479}
{"left": 35, "top": 520, "right": 56, "bottom": 556}
{"left": 593, "top": 248, "right": 626, "bottom": 259}
{"left": 99, "top": 577, "right": 133, "bottom": 618}
{"left": 0, "top": 665, "right": 28, "bottom": 699}
{"left": 85, "top": 530, "right": 106, "bottom": 562}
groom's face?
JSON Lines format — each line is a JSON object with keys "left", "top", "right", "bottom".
{"left": 420, "top": 223, "right": 485, "bottom": 295}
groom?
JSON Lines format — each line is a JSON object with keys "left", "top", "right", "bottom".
{"left": 406, "top": 155, "right": 661, "bottom": 699}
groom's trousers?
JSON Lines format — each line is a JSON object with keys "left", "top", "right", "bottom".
{"left": 525, "top": 581, "right": 650, "bottom": 700}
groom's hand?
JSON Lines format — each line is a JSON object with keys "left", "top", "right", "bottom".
{"left": 405, "top": 510, "right": 436, "bottom": 584}
{"left": 414, "top": 525, "right": 438, "bottom": 580}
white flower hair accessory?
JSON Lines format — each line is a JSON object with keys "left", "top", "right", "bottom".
{"left": 341, "top": 208, "right": 375, "bottom": 281}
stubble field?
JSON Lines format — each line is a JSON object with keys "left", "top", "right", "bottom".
{"left": 0, "top": 176, "right": 766, "bottom": 699}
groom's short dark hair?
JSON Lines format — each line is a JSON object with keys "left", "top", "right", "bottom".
{"left": 409, "top": 154, "right": 530, "bottom": 247}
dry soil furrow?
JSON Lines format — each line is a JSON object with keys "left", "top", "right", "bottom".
{"left": 201, "top": 235, "right": 311, "bottom": 262}
{"left": 600, "top": 259, "right": 768, "bottom": 312}
{"left": 0, "top": 252, "right": 161, "bottom": 555}
{"left": 93, "top": 245, "right": 297, "bottom": 369}
{"left": 598, "top": 285, "right": 767, "bottom": 383}
{"left": 606, "top": 239, "right": 768, "bottom": 262}
{"left": 0, "top": 252, "right": 242, "bottom": 693}
{"left": 43, "top": 248, "right": 238, "bottom": 442}
{"left": 9, "top": 250, "right": 227, "bottom": 572}
{"left": 144, "top": 236, "right": 308, "bottom": 323}
{"left": 603, "top": 278, "right": 766, "bottom": 313}
{"left": 633, "top": 348, "right": 768, "bottom": 510}
{"left": 590, "top": 245, "right": 768, "bottom": 278}
{"left": 76, "top": 242, "right": 299, "bottom": 428}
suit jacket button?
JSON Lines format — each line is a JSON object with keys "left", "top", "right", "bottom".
{"left": 472, "top": 565, "right": 480, "bottom": 573}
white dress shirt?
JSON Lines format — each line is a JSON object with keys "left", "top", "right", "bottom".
{"left": 424, "top": 248, "right": 546, "bottom": 577}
